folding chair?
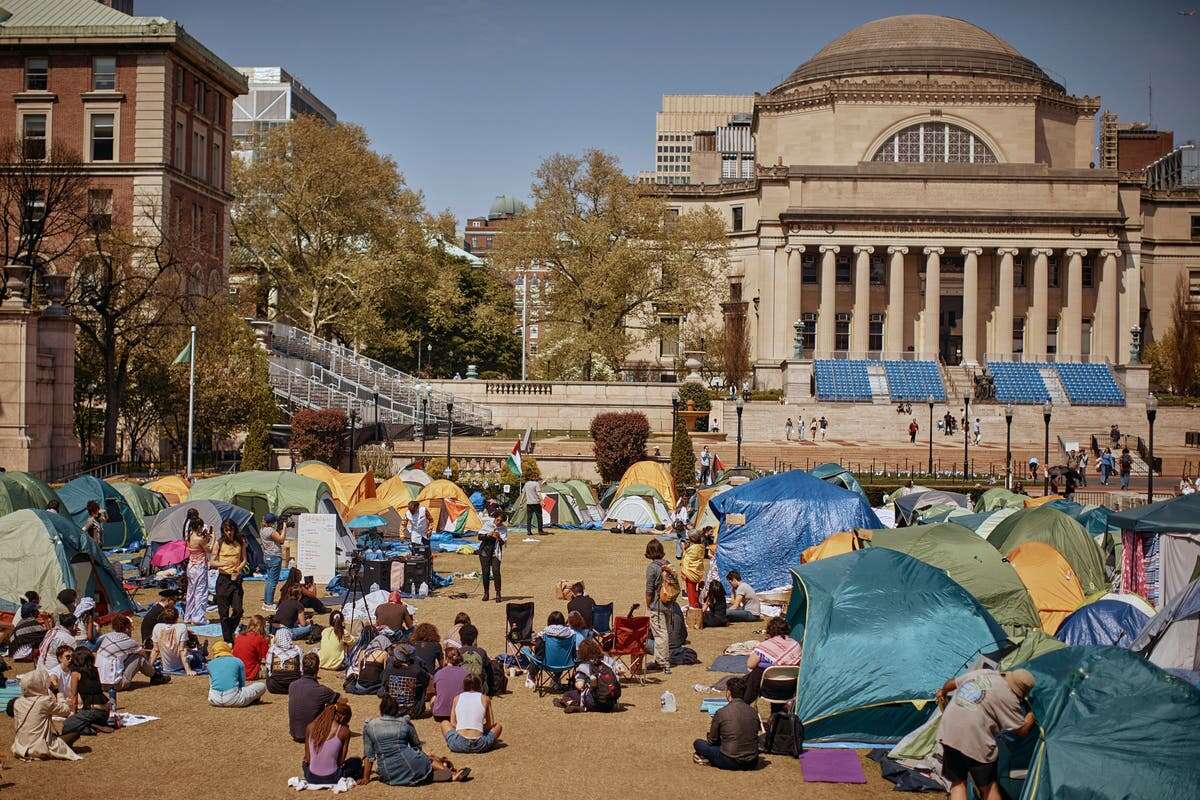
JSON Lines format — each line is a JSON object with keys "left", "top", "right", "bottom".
{"left": 609, "top": 614, "right": 650, "bottom": 685}
{"left": 591, "top": 602, "right": 614, "bottom": 635}
{"left": 521, "top": 635, "right": 576, "bottom": 697}
{"left": 504, "top": 601, "right": 535, "bottom": 659}
{"left": 760, "top": 665, "right": 800, "bottom": 713}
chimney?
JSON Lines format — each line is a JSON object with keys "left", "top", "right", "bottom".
{"left": 95, "top": 0, "right": 134, "bottom": 14}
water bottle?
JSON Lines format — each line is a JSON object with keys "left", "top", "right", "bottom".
{"left": 660, "top": 690, "right": 677, "bottom": 713}
{"left": 418, "top": 581, "right": 429, "bottom": 597}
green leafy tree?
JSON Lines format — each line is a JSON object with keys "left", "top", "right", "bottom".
{"left": 670, "top": 417, "right": 696, "bottom": 489}
{"left": 240, "top": 410, "right": 273, "bottom": 471}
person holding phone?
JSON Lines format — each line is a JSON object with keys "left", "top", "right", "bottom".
{"left": 477, "top": 508, "right": 507, "bottom": 603}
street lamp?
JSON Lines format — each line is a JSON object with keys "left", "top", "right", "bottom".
{"left": 1004, "top": 403, "right": 1014, "bottom": 489}
{"left": 671, "top": 390, "right": 680, "bottom": 446}
{"left": 927, "top": 396, "right": 935, "bottom": 475}
{"left": 1146, "top": 393, "right": 1158, "bottom": 503}
{"left": 446, "top": 399, "right": 455, "bottom": 473}
{"left": 1042, "top": 402, "right": 1052, "bottom": 495}
{"left": 348, "top": 408, "right": 358, "bottom": 471}
{"left": 735, "top": 395, "right": 745, "bottom": 467}
{"left": 963, "top": 391, "right": 972, "bottom": 480}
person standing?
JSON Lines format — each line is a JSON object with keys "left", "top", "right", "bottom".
{"left": 935, "top": 669, "right": 1036, "bottom": 800}
{"left": 260, "top": 513, "right": 285, "bottom": 612}
{"left": 477, "top": 508, "right": 507, "bottom": 603}
{"left": 909, "top": 418, "right": 919, "bottom": 444}
{"left": 643, "top": 540, "right": 672, "bottom": 675}
{"left": 1077, "top": 450, "right": 1088, "bottom": 487}
{"left": 699, "top": 446, "right": 712, "bottom": 486}
{"left": 1100, "top": 447, "right": 1114, "bottom": 485}
{"left": 784, "top": 418, "right": 794, "bottom": 442}
{"left": 212, "top": 519, "right": 248, "bottom": 644}
{"left": 183, "top": 513, "right": 212, "bottom": 625}
{"left": 404, "top": 500, "right": 431, "bottom": 546}
{"left": 796, "top": 415, "right": 805, "bottom": 441}
{"left": 671, "top": 496, "right": 690, "bottom": 559}
{"left": 973, "top": 418, "right": 981, "bottom": 446}
{"left": 1028, "top": 455, "right": 1039, "bottom": 481}
{"left": 82, "top": 501, "right": 106, "bottom": 546}
{"left": 1119, "top": 447, "right": 1133, "bottom": 490}
{"left": 819, "top": 415, "right": 828, "bottom": 440}
{"left": 521, "top": 477, "right": 543, "bottom": 535}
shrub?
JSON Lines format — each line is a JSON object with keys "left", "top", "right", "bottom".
{"left": 424, "top": 456, "right": 460, "bottom": 483}
{"left": 676, "top": 382, "right": 712, "bottom": 412}
{"left": 358, "top": 445, "right": 393, "bottom": 479}
{"left": 241, "top": 415, "right": 272, "bottom": 471}
{"left": 670, "top": 417, "right": 696, "bottom": 489}
{"left": 480, "top": 370, "right": 506, "bottom": 381}
{"left": 290, "top": 408, "right": 348, "bottom": 466}
{"left": 590, "top": 411, "right": 650, "bottom": 483}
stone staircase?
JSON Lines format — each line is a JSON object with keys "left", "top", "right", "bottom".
{"left": 866, "top": 363, "right": 891, "bottom": 404}
{"left": 1040, "top": 367, "right": 1069, "bottom": 406}
{"left": 943, "top": 364, "right": 973, "bottom": 404}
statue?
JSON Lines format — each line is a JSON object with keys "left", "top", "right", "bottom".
{"left": 792, "top": 319, "right": 806, "bottom": 359}
{"left": 1130, "top": 326, "right": 1142, "bottom": 365}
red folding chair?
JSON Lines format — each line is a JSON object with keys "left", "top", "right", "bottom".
{"left": 609, "top": 613, "right": 650, "bottom": 685}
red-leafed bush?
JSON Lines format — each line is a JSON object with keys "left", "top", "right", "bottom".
{"left": 590, "top": 411, "right": 650, "bottom": 483}
{"left": 290, "top": 408, "right": 348, "bottom": 466}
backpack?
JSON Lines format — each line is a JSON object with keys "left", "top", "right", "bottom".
{"left": 590, "top": 662, "right": 622, "bottom": 711}
{"left": 489, "top": 656, "right": 509, "bottom": 695}
{"left": 461, "top": 648, "right": 487, "bottom": 684}
{"left": 760, "top": 709, "right": 804, "bottom": 758}
{"left": 659, "top": 563, "right": 681, "bottom": 605}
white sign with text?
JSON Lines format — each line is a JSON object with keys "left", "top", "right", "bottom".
{"left": 297, "top": 513, "right": 338, "bottom": 584}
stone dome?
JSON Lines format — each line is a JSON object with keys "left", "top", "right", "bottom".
{"left": 771, "top": 15, "right": 1062, "bottom": 94}
{"left": 488, "top": 195, "right": 528, "bottom": 219}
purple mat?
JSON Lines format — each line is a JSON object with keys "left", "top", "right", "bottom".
{"left": 799, "top": 748, "right": 867, "bottom": 784}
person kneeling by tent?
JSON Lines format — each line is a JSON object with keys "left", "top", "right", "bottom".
{"left": 935, "top": 669, "right": 1036, "bottom": 800}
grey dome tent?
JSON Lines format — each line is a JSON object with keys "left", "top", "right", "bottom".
{"left": 142, "top": 500, "right": 264, "bottom": 574}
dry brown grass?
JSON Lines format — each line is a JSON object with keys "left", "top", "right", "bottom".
{"left": 0, "top": 531, "right": 893, "bottom": 799}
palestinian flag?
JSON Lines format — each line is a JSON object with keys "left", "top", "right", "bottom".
{"left": 442, "top": 497, "right": 471, "bottom": 533}
{"left": 506, "top": 440, "right": 522, "bottom": 476}
{"left": 712, "top": 452, "right": 726, "bottom": 474}
{"left": 540, "top": 495, "right": 557, "bottom": 525}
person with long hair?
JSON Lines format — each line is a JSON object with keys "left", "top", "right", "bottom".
{"left": 429, "top": 647, "right": 466, "bottom": 723}
{"left": 211, "top": 519, "right": 248, "bottom": 643}
{"left": 233, "top": 614, "right": 271, "bottom": 680}
{"left": 302, "top": 700, "right": 361, "bottom": 784}
{"left": 318, "top": 611, "right": 352, "bottom": 671}
{"left": 60, "top": 649, "right": 114, "bottom": 737}
{"left": 149, "top": 605, "right": 197, "bottom": 676}
{"left": 363, "top": 695, "right": 471, "bottom": 786}
{"left": 477, "top": 508, "right": 507, "bottom": 602}
{"left": 279, "top": 567, "right": 328, "bottom": 614}
{"left": 408, "top": 623, "right": 443, "bottom": 674}
{"left": 644, "top": 538, "right": 672, "bottom": 674}
{"left": 741, "top": 615, "right": 801, "bottom": 704}
{"left": 182, "top": 511, "right": 212, "bottom": 625}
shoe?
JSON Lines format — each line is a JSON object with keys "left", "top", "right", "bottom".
{"left": 482, "top": 593, "right": 490, "bottom": 602}
{"left": 261, "top": 604, "right": 277, "bottom": 612}
{"left": 564, "top": 704, "right": 584, "bottom": 714}
{"left": 552, "top": 697, "right": 568, "bottom": 708}
{"left": 693, "top": 755, "right": 710, "bottom": 765}
{"left": 493, "top": 596, "right": 502, "bottom": 603}
{"left": 149, "top": 673, "right": 171, "bottom": 686}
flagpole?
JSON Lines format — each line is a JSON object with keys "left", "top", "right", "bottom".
{"left": 186, "top": 324, "right": 196, "bottom": 478}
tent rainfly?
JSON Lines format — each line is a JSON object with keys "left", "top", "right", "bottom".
{"left": 988, "top": 507, "right": 1107, "bottom": 596}
{"left": 1110, "top": 493, "right": 1200, "bottom": 610}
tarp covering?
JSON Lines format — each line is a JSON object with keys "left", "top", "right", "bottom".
{"left": 144, "top": 500, "right": 264, "bottom": 572}
{"left": 373, "top": 476, "right": 416, "bottom": 508}
{"left": 416, "top": 479, "right": 482, "bottom": 532}
{"left": 893, "top": 490, "right": 970, "bottom": 526}
{"left": 0, "top": 509, "right": 136, "bottom": 613}
{"left": 145, "top": 475, "right": 191, "bottom": 505}
{"left": 4, "top": 471, "right": 60, "bottom": 510}
{"left": 297, "top": 462, "right": 376, "bottom": 516}
{"left": 988, "top": 507, "right": 1107, "bottom": 595}
{"left": 1008, "top": 542, "right": 1086, "bottom": 635}
{"left": 787, "top": 549, "right": 1007, "bottom": 746}
{"left": 975, "top": 487, "right": 1027, "bottom": 512}
{"left": 1016, "top": 646, "right": 1200, "bottom": 800}
{"left": 809, "top": 463, "right": 870, "bottom": 504}
{"left": 1132, "top": 575, "right": 1200, "bottom": 672}
{"left": 713, "top": 470, "right": 881, "bottom": 593}
{"left": 869, "top": 522, "right": 1042, "bottom": 639}
{"left": 58, "top": 475, "right": 143, "bottom": 548}
{"left": 613, "top": 461, "right": 677, "bottom": 509}
{"left": 1109, "top": 492, "right": 1200, "bottom": 534}
{"left": 1056, "top": 598, "right": 1149, "bottom": 648}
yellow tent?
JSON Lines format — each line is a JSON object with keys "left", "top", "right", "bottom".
{"left": 296, "top": 463, "right": 376, "bottom": 516}
{"left": 1008, "top": 541, "right": 1085, "bottom": 635}
{"left": 1024, "top": 493, "right": 1062, "bottom": 509}
{"left": 145, "top": 475, "right": 190, "bottom": 505}
{"left": 345, "top": 496, "right": 406, "bottom": 535}
{"left": 374, "top": 475, "right": 417, "bottom": 508}
{"left": 614, "top": 461, "right": 677, "bottom": 509}
{"left": 693, "top": 484, "right": 732, "bottom": 531}
{"left": 800, "top": 530, "right": 872, "bottom": 563}
{"left": 417, "top": 479, "right": 482, "bottom": 532}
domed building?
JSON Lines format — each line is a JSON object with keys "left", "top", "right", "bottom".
{"left": 644, "top": 15, "right": 1197, "bottom": 400}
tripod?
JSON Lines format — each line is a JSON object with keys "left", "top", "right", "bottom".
{"left": 340, "top": 557, "right": 374, "bottom": 628}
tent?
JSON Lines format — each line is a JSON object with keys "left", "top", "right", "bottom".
{"left": 1007, "top": 541, "right": 1086, "bottom": 635}
{"left": 1023, "top": 493, "right": 1062, "bottom": 508}
{"left": 57, "top": 475, "right": 144, "bottom": 548}
{"left": 975, "top": 487, "right": 1026, "bottom": 512}
{"left": 941, "top": 508, "right": 1018, "bottom": 539}
{"left": 914, "top": 503, "right": 972, "bottom": 525}
{"left": 869, "top": 522, "right": 1042, "bottom": 638}
{"left": 510, "top": 481, "right": 591, "bottom": 529}
{"left": 1056, "top": 598, "right": 1149, "bottom": 648}
{"left": 602, "top": 483, "right": 672, "bottom": 530}
{"left": 1111, "top": 493, "right": 1200, "bottom": 609}
{"left": 786, "top": 549, "right": 1007, "bottom": 746}
{"left": 416, "top": 479, "right": 482, "bottom": 532}
{"left": 712, "top": 470, "right": 880, "bottom": 593}
{"left": 1132, "top": 575, "right": 1200, "bottom": 681}
{"left": 800, "top": 530, "right": 868, "bottom": 563}
{"left": 345, "top": 498, "right": 406, "bottom": 536}
{"left": 297, "top": 462, "right": 376, "bottom": 516}
{"left": 0, "top": 509, "right": 136, "bottom": 613}
{"left": 613, "top": 461, "right": 677, "bottom": 509}
{"left": 373, "top": 475, "right": 417, "bottom": 508}
{"left": 143, "top": 500, "right": 264, "bottom": 573}
{"left": 110, "top": 482, "right": 168, "bottom": 529}
{"left": 716, "top": 465, "right": 759, "bottom": 485}
{"left": 145, "top": 475, "right": 191, "bottom": 505}
{"left": 692, "top": 484, "right": 733, "bottom": 532}
{"left": 4, "top": 471, "right": 60, "bottom": 510}
{"left": 1007, "top": 646, "right": 1200, "bottom": 800}
{"left": 893, "top": 489, "right": 969, "bottom": 526}
{"left": 988, "top": 507, "right": 1107, "bottom": 595}
{"left": 565, "top": 479, "right": 604, "bottom": 524}
{"left": 398, "top": 468, "right": 432, "bottom": 495}
{"left": 1046, "top": 499, "right": 1116, "bottom": 538}
{"left": 808, "top": 463, "right": 870, "bottom": 504}
{"left": 0, "top": 475, "right": 38, "bottom": 516}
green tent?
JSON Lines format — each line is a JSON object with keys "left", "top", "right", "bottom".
{"left": 915, "top": 503, "right": 972, "bottom": 524}
{"left": 809, "top": 463, "right": 869, "bottom": 504}
{"left": 565, "top": 479, "right": 603, "bottom": 524}
{"left": 111, "top": 482, "right": 168, "bottom": 522}
{"left": 870, "top": 522, "right": 1042, "bottom": 638}
{"left": 1109, "top": 492, "right": 1200, "bottom": 534}
{"left": 509, "top": 482, "right": 586, "bottom": 528}
{"left": 949, "top": 508, "right": 1019, "bottom": 539}
{"left": 976, "top": 487, "right": 1027, "bottom": 512}
{"left": 1008, "top": 646, "right": 1200, "bottom": 800}
{"left": 0, "top": 509, "right": 136, "bottom": 613}
{"left": 0, "top": 475, "right": 36, "bottom": 516}
{"left": 988, "top": 507, "right": 1108, "bottom": 595}
{"left": 786, "top": 548, "right": 1007, "bottom": 745}
{"left": 5, "top": 471, "right": 60, "bottom": 510}
{"left": 602, "top": 482, "right": 671, "bottom": 529}
{"left": 57, "top": 475, "right": 144, "bottom": 548}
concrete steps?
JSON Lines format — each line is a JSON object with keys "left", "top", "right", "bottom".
{"left": 1040, "top": 368, "right": 1069, "bottom": 406}
{"left": 867, "top": 363, "right": 891, "bottom": 404}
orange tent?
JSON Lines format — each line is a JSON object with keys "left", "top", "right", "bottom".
{"left": 1024, "top": 493, "right": 1062, "bottom": 509}
{"left": 145, "top": 475, "right": 190, "bottom": 505}
{"left": 1008, "top": 541, "right": 1086, "bottom": 635}
{"left": 297, "top": 463, "right": 376, "bottom": 517}
{"left": 800, "top": 530, "right": 872, "bottom": 563}
{"left": 374, "top": 475, "right": 417, "bottom": 508}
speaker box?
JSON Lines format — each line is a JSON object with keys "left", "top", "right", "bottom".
{"left": 358, "top": 558, "right": 393, "bottom": 591}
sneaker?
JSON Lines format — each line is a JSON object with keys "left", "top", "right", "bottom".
{"left": 563, "top": 704, "right": 584, "bottom": 714}
{"left": 261, "top": 604, "right": 277, "bottom": 612}
{"left": 524, "top": 677, "right": 536, "bottom": 690}
{"left": 149, "top": 673, "right": 171, "bottom": 686}
{"left": 481, "top": 594, "right": 489, "bottom": 602}
{"left": 692, "top": 755, "right": 709, "bottom": 766}
{"left": 493, "top": 596, "right": 502, "bottom": 603}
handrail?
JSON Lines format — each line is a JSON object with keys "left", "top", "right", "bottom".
{"left": 268, "top": 362, "right": 416, "bottom": 424}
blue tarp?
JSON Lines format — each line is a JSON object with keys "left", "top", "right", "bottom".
{"left": 1055, "top": 599, "right": 1148, "bottom": 648}
{"left": 711, "top": 470, "right": 881, "bottom": 592}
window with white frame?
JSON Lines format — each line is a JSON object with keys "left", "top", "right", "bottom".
{"left": 88, "top": 189, "right": 113, "bottom": 231}
{"left": 835, "top": 313, "right": 851, "bottom": 351}
{"left": 89, "top": 114, "right": 115, "bottom": 161}
{"left": 25, "top": 57, "right": 48, "bottom": 91}
{"left": 174, "top": 120, "right": 186, "bottom": 168}
{"left": 871, "top": 122, "right": 997, "bottom": 164}
{"left": 22, "top": 114, "right": 47, "bottom": 160}
{"left": 192, "top": 130, "right": 207, "bottom": 180}
{"left": 659, "top": 317, "right": 681, "bottom": 358}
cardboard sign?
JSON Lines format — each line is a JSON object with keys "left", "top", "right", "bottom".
{"left": 725, "top": 513, "right": 746, "bottom": 526}
{"left": 297, "top": 513, "right": 338, "bottom": 584}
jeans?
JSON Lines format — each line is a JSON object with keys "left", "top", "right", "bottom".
{"left": 214, "top": 573, "right": 245, "bottom": 644}
{"left": 479, "top": 554, "right": 501, "bottom": 598}
{"left": 1121, "top": 473, "right": 1130, "bottom": 490}
{"left": 526, "top": 503, "right": 543, "bottom": 535}
{"left": 110, "top": 654, "right": 156, "bottom": 689}
{"left": 675, "top": 531, "right": 687, "bottom": 560}
{"left": 693, "top": 739, "right": 757, "bottom": 770}
{"left": 263, "top": 555, "right": 283, "bottom": 605}
{"left": 648, "top": 609, "right": 671, "bottom": 672}
{"left": 727, "top": 608, "right": 759, "bottom": 623}
{"left": 445, "top": 728, "right": 497, "bottom": 753}
{"left": 208, "top": 681, "right": 267, "bottom": 707}
{"left": 1100, "top": 465, "right": 1110, "bottom": 485}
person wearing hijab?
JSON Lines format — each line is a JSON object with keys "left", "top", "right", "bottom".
{"left": 266, "top": 627, "right": 303, "bottom": 694}
{"left": 9, "top": 669, "right": 82, "bottom": 761}
{"left": 207, "top": 641, "right": 267, "bottom": 707}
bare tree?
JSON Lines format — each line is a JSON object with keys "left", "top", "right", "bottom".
{"left": 1161, "top": 274, "right": 1200, "bottom": 395}
{"left": 721, "top": 299, "right": 751, "bottom": 390}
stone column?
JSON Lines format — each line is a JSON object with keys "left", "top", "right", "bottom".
{"left": 851, "top": 246, "right": 873, "bottom": 357}
{"left": 1027, "top": 248, "right": 1053, "bottom": 358}
{"left": 1119, "top": 251, "right": 1142, "bottom": 365}
{"left": 1061, "top": 248, "right": 1086, "bottom": 358}
{"left": 772, "top": 245, "right": 789, "bottom": 361}
{"left": 922, "top": 247, "right": 943, "bottom": 360}
{"left": 817, "top": 245, "right": 839, "bottom": 357}
{"left": 994, "top": 248, "right": 1018, "bottom": 360}
{"left": 961, "top": 247, "right": 982, "bottom": 365}
{"left": 786, "top": 245, "right": 804, "bottom": 348}
{"left": 886, "top": 246, "right": 907, "bottom": 356}
{"left": 1095, "top": 249, "right": 1120, "bottom": 364}
{"left": 757, "top": 244, "right": 776, "bottom": 361}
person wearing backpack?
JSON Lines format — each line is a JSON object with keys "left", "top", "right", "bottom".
{"left": 555, "top": 638, "right": 620, "bottom": 713}
{"left": 644, "top": 539, "right": 674, "bottom": 675}
{"left": 456, "top": 624, "right": 494, "bottom": 697}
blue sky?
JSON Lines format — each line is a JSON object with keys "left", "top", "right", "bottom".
{"left": 157, "top": 0, "right": 1200, "bottom": 224}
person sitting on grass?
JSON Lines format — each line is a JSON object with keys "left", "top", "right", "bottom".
{"left": 555, "top": 638, "right": 621, "bottom": 713}
{"left": 149, "top": 606, "right": 199, "bottom": 677}
{"left": 266, "top": 627, "right": 303, "bottom": 694}
{"left": 207, "top": 641, "right": 267, "bottom": 707}
{"left": 725, "top": 571, "right": 761, "bottom": 623}
{"left": 457, "top": 624, "right": 496, "bottom": 696}
{"left": 36, "top": 613, "right": 76, "bottom": 672}
{"left": 61, "top": 649, "right": 114, "bottom": 738}
{"left": 73, "top": 597, "right": 101, "bottom": 650}
{"left": 442, "top": 673, "right": 502, "bottom": 754}
{"left": 289, "top": 652, "right": 341, "bottom": 741}
{"left": 318, "top": 611, "right": 353, "bottom": 672}
{"left": 692, "top": 675, "right": 760, "bottom": 771}
{"left": 46, "top": 644, "right": 75, "bottom": 703}
{"left": 302, "top": 700, "right": 362, "bottom": 784}
{"left": 362, "top": 695, "right": 471, "bottom": 786}
{"left": 279, "top": 567, "right": 329, "bottom": 615}
{"left": 9, "top": 669, "right": 81, "bottom": 761}
{"left": 233, "top": 614, "right": 271, "bottom": 681}
{"left": 430, "top": 646, "right": 467, "bottom": 724}
{"left": 445, "top": 612, "right": 471, "bottom": 649}
{"left": 96, "top": 614, "right": 167, "bottom": 689}
{"left": 271, "top": 586, "right": 314, "bottom": 639}
{"left": 408, "top": 623, "right": 444, "bottom": 675}
{"left": 701, "top": 579, "right": 728, "bottom": 628}
{"left": 742, "top": 616, "right": 802, "bottom": 704}
{"left": 379, "top": 644, "right": 429, "bottom": 719}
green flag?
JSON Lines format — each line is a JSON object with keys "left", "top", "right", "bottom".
{"left": 172, "top": 341, "right": 192, "bottom": 365}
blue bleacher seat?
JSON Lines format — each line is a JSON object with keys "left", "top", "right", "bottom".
{"left": 884, "top": 361, "right": 946, "bottom": 402}
{"left": 987, "top": 361, "right": 1050, "bottom": 404}
{"left": 814, "top": 360, "right": 871, "bottom": 402}
{"left": 1053, "top": 362, "right": 1125, "bottom": 406}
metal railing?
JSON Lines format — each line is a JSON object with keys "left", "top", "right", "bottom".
{"left": 268, "top": 361, "right": 417, "bottom": 424}
{"left": 983, "top": 352, "right": 1112, "bottom": 365}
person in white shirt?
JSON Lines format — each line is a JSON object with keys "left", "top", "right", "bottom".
{"left": 972, "top": 418, "right": 982, "bottom": 445}
{"left": 404, "top": 501, "right": 431, "bottom": 546}
{"left": 699, "top": 447, "right": 713, "bottom": 486}
{"left": 521, "top": 479, "right": 543, "bottom": 535}
{"left": 671, "top": 497, "right": 690, "bottom": 559}
{"left": 477, "top": 509, "right": 508, "bottom": 603}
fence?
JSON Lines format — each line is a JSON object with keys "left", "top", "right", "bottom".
{"left": 765, "top": 455, "right": 1031, "bottom": 484}
{"left": 40, "top": 451, "right": 241, "bottom": 484}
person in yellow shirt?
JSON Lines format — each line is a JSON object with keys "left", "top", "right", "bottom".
{"left": 680, "top": 531, "right": 707, "bottom": 609}
{"left": 211, "top": 520, "right": 248, "bottom": 644}
{"left": 318, "top": 611, "right": 354, "bottom": 671}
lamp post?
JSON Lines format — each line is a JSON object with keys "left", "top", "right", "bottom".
{"left": 1042, "top": 402, "right": 1052, "bottom": 496}
{"left": 927, "top": 396, "right": 935, "bottom": 475}
{"left": 1146, "top": 394, "right": 1157, "bottom": 503}
{"left": 446, "top": 399, "right": 454, "bottom": 475}
{"left": 348, "top": 408, "right": 358, "bottom": 471}
{"left": 735, "top": 395, "right": 745, "bottom": 467}
{"left": 1004, "top": 403, "right": 1014, "bottom": 490}
{"left": 671, "top": 391, "right": 680, "bottom": 445}
{"left": 962, "top": 392, "right": 972, "bottom": 480}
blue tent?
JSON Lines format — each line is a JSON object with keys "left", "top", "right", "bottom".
{"left": 1055, "top": 599, "right": 1149, "bottom": 648}
{"left": 786, "top": 549, "right": 1008, "bottom": 746}
{"left": 57, "top": 475, "right": 143, "bottom": 548}
{"left": 711, "top": 470, "right": 880, "bottom": 592}
{"left": 468, "top": 491, "right": 485, "bottom": 511}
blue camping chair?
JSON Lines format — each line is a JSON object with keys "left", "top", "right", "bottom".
{"left": 520, "top": 635, "right": 576, "bottom": 696}
{"left": 591, "top": 602, "right": 614, "bottom": 635}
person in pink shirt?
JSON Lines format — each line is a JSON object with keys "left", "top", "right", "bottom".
{"left": 742, "top": 616, "right": 801, "bottom": 704}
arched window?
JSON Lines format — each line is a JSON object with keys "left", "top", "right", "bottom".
{"left": 872, "top": 122, "right": 997, "bottom": 164}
